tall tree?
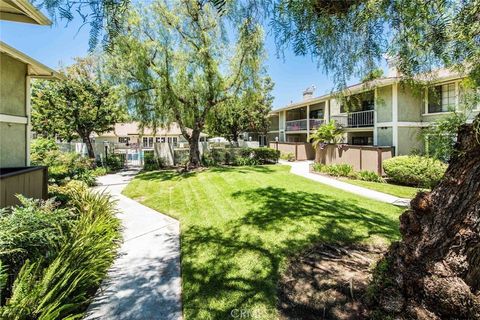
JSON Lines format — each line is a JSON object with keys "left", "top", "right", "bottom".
{"left": 108, "top": 0, "right": 266, "bottom": 168}
{"left": 32, "top": 56, "right": 125, "bottom": 158}
{"left": 207, "top": 76, "right": 274, "bottom": 143}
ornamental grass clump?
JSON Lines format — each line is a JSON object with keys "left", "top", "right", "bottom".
{"left": 0, "top": 189, "right": 121, "bottom": 319}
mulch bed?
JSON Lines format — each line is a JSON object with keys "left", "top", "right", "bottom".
{"left": 278, "top": 243, "right": 386, "bottom": 320}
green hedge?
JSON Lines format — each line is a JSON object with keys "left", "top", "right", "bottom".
{"left": 202, "top": 147, "right": 280, "bottom": 167}
{"left": 383, "top": 155, "right": 447, "bottom": 188}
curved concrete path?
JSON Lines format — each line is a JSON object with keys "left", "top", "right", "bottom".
{"left": 282, "top": 160, "right": 411, "bottom": 207}
{"left": 84, "top": 169, "right": 182, "bottom": 320}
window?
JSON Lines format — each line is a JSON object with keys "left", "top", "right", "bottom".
{"left": 428, "top": 83, "right": 456, "bottom": 113}
{"left": 309, "top": 109, "right": 324, "bottom": 119}
{"left": 118, "top": 137, "right": 130, "bottom": 144}
{"left": 142, "top": 137, "right": 153, "bottom": 148}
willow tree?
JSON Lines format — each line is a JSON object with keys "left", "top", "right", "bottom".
{"left": 108, "top": 0, "right": 265, "bottom": 168}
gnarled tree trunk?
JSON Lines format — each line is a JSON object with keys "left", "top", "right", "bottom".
{"left": 370, "top": 116, "right": 480, "bottom": 319}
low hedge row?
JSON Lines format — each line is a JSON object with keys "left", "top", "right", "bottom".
{"left": 202, "top": 147, "right": 280, "bottom": 166}
{"left": 382, "top": 155, "right": 447, "bottom": 188}
{"left": 313, "top": 155, "right": 447, "bottom": 188}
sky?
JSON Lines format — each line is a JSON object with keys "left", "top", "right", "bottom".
{"left": 1, "top": 12, "right": 347, "bottom": 109}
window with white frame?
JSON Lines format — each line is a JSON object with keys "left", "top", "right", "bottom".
{"left": 428, "top": 83, "right": 456, "bottom": 113}
{"left": 142, "top": 137, "right": 153, "bottom": 148}
{"left": 118, "top": 137, "right": 130, "bottom": 144}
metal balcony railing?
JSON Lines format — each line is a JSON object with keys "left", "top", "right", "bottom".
{"left": 331, "top": 110, "right": 375, "bottom": 128}
{"left": 285, "top": 118, "right": 325, "bottom": 131}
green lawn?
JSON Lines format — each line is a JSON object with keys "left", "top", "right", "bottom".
{"left": 123, "top": 165, "right": 403, "bottom": 319}
{"left": 340, "top": 178, "right": 426, "bottom": 199}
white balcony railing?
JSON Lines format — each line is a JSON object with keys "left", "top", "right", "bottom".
{"left": 285, "top": 118, "right": 325, "bottom": 131}
{"left": 331, "top": 110, "right": 374, "bottom": 128}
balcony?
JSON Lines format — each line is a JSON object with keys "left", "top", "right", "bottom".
{"left": 285, "top": 118, "right": 325, "bottom": 131}
{"left": 331, "top": 110, "right": 374, "bottom": 128}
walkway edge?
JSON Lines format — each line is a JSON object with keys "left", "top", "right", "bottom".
{"left": 280, "top": 160, "right": 411, "bottom": 207}
{"left": 84, "top": 169, "right": 182, "bottom": 320}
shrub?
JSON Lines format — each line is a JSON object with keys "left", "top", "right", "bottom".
{"left": 49, "top": 180, "right": 89, "bottom": 205}
{"left": 0, "top": 190, "right": 121, "bottom": 319}
{"left": 383, "top": 155, "right": 447, "bottom": 188}
{"left": 38, "top": 150, "right": 96, "bottom": 186}
{"left": 312, "top": 163, "right": 354, "bottom": 177}
{"left": 312, "top": 163, "right": 325, "bottom": 173}
{"left": 105, "top": 154, "right": 124, "bottom": 172}
{"left": 143, "top": 152, "right": 165, "bottom": 171}
{"left": 0, "top": 196, "right": 75, "bottom": 301}
{"left": 201, "top": 147, "right": 279, "bottom": 167}
{"left": 251, "top": 147, "right": 280, "bottom": 164}
{"left": 92, "top": 167, "right": 108, "bottom": 177}
{"left": 280, "top": 152, "right": 296, "bottom": 162}
{"left": 356, "top": 170, "right": 385, "bottom": 183}
{"left": 30, "top": 138, "right": 58, "bottom": 164}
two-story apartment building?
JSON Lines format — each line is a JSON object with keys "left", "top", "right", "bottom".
{"left": 267, "top": 68, "right": 479, "bottom": 157}
{"left": 0, "top": 0, "right": 59, "bottom": 207}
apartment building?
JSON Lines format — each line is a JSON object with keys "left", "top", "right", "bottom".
{"left": 267, "top": 68, "right": 479, "bottom": 157}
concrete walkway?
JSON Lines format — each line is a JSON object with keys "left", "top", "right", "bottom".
{"left": 281, "top": 160, "right": 411, "bottom": 206}
{"left": 84, "top": 169, "right": 182, "bottom": 320}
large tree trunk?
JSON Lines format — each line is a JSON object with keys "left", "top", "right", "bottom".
{"left": 82, "top": 135, "right": 95, "bottom": 159}
{"left": 370, "top": 116, "right": 480, "bottom": 319}
{"left": 188, "top": 129, "right": 202, "bottom": 168}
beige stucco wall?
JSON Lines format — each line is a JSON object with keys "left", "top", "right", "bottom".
{"left": 329, "top": 98, "right": 342, "bottom": 116}
{"left": 286, "top": 133, "right": 307, "bottom": 143}
{"left": 377, "top": 127, "right": 393, "bottom": 146}
{"left": 398, "top": 85, "right": 423, "bottom": 122}
{"left": 347, "top": 131, "right": 373, "bottom": 144}
{"left": 397, "top": 127, "right": 424, "bottom": 155}
{"left": 376, "top": 85, "right": 392, "bottom": 122}
{"left": 1, "top": 53, "right": 26, "bottom": 117}
{"left": 0, "top": 122, "right": 26, "bottom": 167}
{"left": 0, "top": 53, "right": 28, "bottom": 167}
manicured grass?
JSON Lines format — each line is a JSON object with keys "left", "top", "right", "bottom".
{"left": 123, "top": 165, "right": 403, "bottom": 319}
{"left": 340, "top": 178, "right": 427, "bottom": 199}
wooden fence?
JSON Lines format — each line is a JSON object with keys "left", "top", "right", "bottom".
{"left": 315, "top": 144, "right": 394, "bottom": 175}
{"left": 0, "top": 166, "right": 48, "bottom": 208}
{"left": 269, "top": 142, "right": 315, "bottom": 161}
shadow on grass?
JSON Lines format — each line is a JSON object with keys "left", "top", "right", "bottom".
{"left": 133, "top": 165, "right": 277, "bottom": 182}
{"left": 181, "top": 186, "right": 400, "bottom": 319}
{"left": 134, "top": 170, "right": 197, "bottom": 182}
{"left": 232, "top": 186, "right": 400, "bottom": 240}
{"left": 208, "top": 165, "right": 277, "bottom": 174}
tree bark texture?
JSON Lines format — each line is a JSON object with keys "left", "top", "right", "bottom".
{"left": 82, "top": 135, "right": 95, "bottom": 159}
{"left": 188, "top": 129, "right": 202, "bottom": 168}
{"left": 370, "top": 116, "right": 480, "bottom": 319}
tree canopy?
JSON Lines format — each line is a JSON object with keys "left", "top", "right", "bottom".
{"left": 108, "top": 0, "right": 267, "bottom": 167}
{"left": 32, "top": 56, "right": 125, "bottom": 158}
{"left": 207, "top": 76, "right": 274, "bottom": 143}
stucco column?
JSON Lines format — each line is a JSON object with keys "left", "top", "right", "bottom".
{"left": 392, "top": 83, "right": 399, "bottom": 155}
{"left": 306, "top": 105, "right": 310, "bottom": 141}
{"left": 373, "top": 88, "right": 378, "bottom": 146}
{"left": 25, "top": 75, "right": 31, "bottom": 166}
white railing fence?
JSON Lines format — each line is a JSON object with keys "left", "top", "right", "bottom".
{"left": 331, "top": 110, "right": 374, "bottom": 128}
